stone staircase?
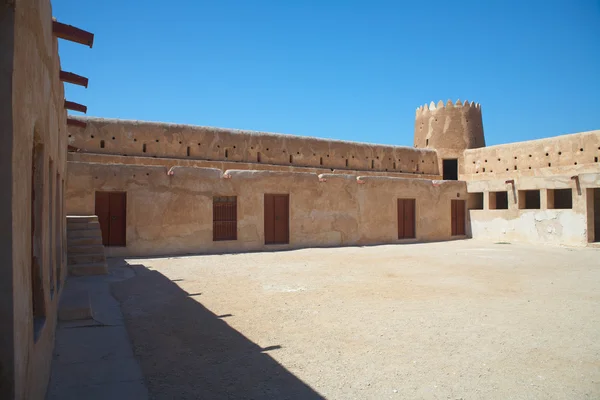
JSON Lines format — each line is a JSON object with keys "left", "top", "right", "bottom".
{"left": 67, "top": 215, "right": 108, "bottom": 276}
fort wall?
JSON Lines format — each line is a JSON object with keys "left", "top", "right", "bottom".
{"left": 67, "top": 152, "right": 442, "bottom": 180}
{"left": 462, "top": 130, "right": 600, "bottom": 178}
{"left": 1, "top": 1, "right": 69, "bottom": 398}
{"left": 67, "top": 117, "right": 440, "bottom": 176}
{"left": 66, "top": 162, "right": 468, "bottom": 257}
{"left": 464, "top": 173, "right": 599, "bottom": 246}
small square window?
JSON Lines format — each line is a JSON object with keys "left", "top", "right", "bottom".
{"left": 489, "top": 191, "right": 508, "bottom": 210}
{"left": 469, "top": 193, "right": 484, "bottom": 210}
{"left": 548, "top": 189, "right": 572, "bottom": 209}
{"left": 519, "top": 190, "right": 540, "bottom": 210}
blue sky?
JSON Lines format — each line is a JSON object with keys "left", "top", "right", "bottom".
{"left": 53, "top": 0, "right": 600, "bottom": 146}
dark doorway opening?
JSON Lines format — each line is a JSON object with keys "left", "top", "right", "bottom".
{"left": 95, "top": 192, "right": 127, "bottom": 246}
{"left": 443, "top": 159, "right": 458, "bottom": 180}
{"left": 264, "top": 194, "right": 289, "bottom": 244}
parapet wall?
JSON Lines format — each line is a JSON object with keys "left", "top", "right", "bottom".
{"left": 67, "top": 152, "right": 442, "bottom": 180}
{"left": 66, "top": 162, "right": 467, "bottom": 256}
{"left": 68, "top": 117, "right": 440, "bottom": 176}
{"left": 462, "top": 130, "right": 600, "bottom": 179}
{"left": 414, "top": 100, "right": 485, "bottom": 151}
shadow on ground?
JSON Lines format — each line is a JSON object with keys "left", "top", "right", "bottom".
{"left": 111, "top": 261, "right": 323, "bottom": 400}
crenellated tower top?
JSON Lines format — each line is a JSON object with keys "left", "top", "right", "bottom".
{"left": 414, "top": 99, "right": 485, "bottom": 151}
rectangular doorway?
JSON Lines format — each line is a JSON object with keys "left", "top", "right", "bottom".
{"left": 443, "top": 159, "right": 458, "bottom": 180}
{"left": 397, "top": 198, "right": 416, "bottom": 239}
{"left": 594, "top": 188, "right": 600, "bottom": 242}
{"left": 264, "top": 194, "right": 289, "bottom": 244}
{"left": 95, "top": 192, "right": 126, "bottom": 246}
{"left": 451, "top": 199, "right": 466, "bottom": 236}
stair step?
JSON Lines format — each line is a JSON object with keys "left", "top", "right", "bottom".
{"left": 58, "top": 289, "right": 92, "bottom": 321}
{"left": 68, "top": 236, "right": 102, "bottom": 246}
{"left": 67, "top": 221, "right": 101, "bottom": 231}
{"left": 67, "top": 244, "right": 105, "bottom": 254}
{"left": 68, "top": 262, "right": 108, "bottom": 276}
{"left": 67, "top": 215, "right": 98, "bottom": 223}
{"left": 68, "top": 229, "right": 102, "bottom": 238}
{"left": 68, "top": 253, "right": 106, "bottom": 265}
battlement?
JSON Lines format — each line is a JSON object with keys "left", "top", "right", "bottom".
{"left": 416, "top": 100, "right": 482, "bottom": 117}
{"left": 414, "top": 99, "right": 485, "bottom": 151}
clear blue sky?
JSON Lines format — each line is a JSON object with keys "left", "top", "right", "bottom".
{"left": 53, "top": 0, "right": 600, "bottom": 146}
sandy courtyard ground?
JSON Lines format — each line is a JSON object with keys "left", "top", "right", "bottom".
{"left": 111, "top": 240, "right": 600, "bottom": 400}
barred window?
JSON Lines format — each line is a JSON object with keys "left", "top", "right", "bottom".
{"left": 213, "top": 196, "right": 237, "bottom": 241}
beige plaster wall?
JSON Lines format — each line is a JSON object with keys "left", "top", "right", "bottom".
{"left": 3, "top": 0, "right": 69, "bottom": 398}
{"left": 462, "top": 130, "right": 600, "bottom": 177}
{"left": 66, "top": 162, "right": 467, "bottom": 257}
{"left": 67, "top": 152, "right": 442, "bottom": 180}
{"left": 67, "top": 117, "right": 440, "bottom": 176}
{"left": 465, "top": 173, "right": 600, "bottom": 246}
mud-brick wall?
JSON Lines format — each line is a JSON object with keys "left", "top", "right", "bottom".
{"left": 462, "top": 130, "right": 600, "bottom": 178}
{"left": 466, "top": 173, "right": 600, "bottom": 246}
{"left": 67, "top": 117, "right": 440, "bottom": 176}
{"left": 1, "top": 1, "right": 69, "bottom": 399}
{"left": 66, "top": 162, "right": 467, "bottom": 257}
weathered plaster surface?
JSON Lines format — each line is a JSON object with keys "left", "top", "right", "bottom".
{"left": 67, "top": 117, "right": 440, "bottom": 176}
{"left": 414, "top": 100, "right": 485, "bottom": 151}
{"left": 462, "top": 130, "right": 600, "bottom": 177}
{"left": 5, "top": 0, "right": 69, "bottom": 398}
{"left": 66, "top": 162, "right": 467, "bottom": 257}
{"left": 465, "top": 173, "right": 600, "bottom": 246}
{"left": 68, "top": 152, "right": 442, "bottom": 180}
{"left": 470, "top": 210, "right": 587, "bottom": 246}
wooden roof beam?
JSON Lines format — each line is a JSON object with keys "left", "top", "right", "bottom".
{"left": 67, "top": 118, "right": 87, "bottom": 128}
{"left": 52, "top": 21, "right": 94, "bottom": 48}
{"left": 60, "top": 70, "right": 88, "bottom": 88}
{"left": 64, "top": 100, "right": 87, "bottom": 114}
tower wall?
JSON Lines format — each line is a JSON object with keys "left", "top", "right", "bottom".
{"left": 414, "top": 100, "right": 485, "bottom": 151}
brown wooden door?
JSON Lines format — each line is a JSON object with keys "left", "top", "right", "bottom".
{"left": 451, "top": 199, "right": 466, "bottom": 236}
{"left": 398, "top": 199, "right": 416, "bottom": 239}
{"left": 95, "top": 192, "right": 110, "bottom": 245}
{"left": 264, "top": 194, "right": 289, "bottom": 244}
{"left": 95, "top": 192, "right": 126, "bottom": 246}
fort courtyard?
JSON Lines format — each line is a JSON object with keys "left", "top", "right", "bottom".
{"left": 47, "top": 241, "right": 600, "bottom": 399}
{"left": 3, "top": 1, "right": 600, "bottom": 399}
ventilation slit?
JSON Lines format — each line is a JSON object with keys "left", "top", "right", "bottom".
{"left": 142, "top": 144, "right": 146, "bottom": 153}
{"left": 100, "top": 140, "right": 105, "bottom": 149}
{"left": 320, "top": 157, "right": 323, "bottom": 166}
{"left": 371, "top": 160, "right": 374, "bottom": 169}
{"left": 257, "top": 152, "right": 261, "bottom": 163}
{"left": 225, "top": 149, "right": 228, "bottom": 158}
{"left": 289, "top": 155, "right": 293, "bottom": 163}
{"left": 345, "top": 159, "right": 348, "bottom": 167}
{"left": 187, "top": 147, "right": 190, "bottom": 157}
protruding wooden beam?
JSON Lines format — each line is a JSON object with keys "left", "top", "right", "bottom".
{"left": 52, "top": 21, "right": 94, "bottom": 48}
{"left": 64, "top": 100, "right": 87, "bottom": 114}
{"left": 60, "top": 71, "right": 88, "bottom": 88}
{"left": 67, "top": 118, "right": 86, "bottom": 128}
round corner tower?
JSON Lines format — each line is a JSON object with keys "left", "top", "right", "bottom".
{"left": 414, "top": 100, "right": 485, "bottom": 151}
